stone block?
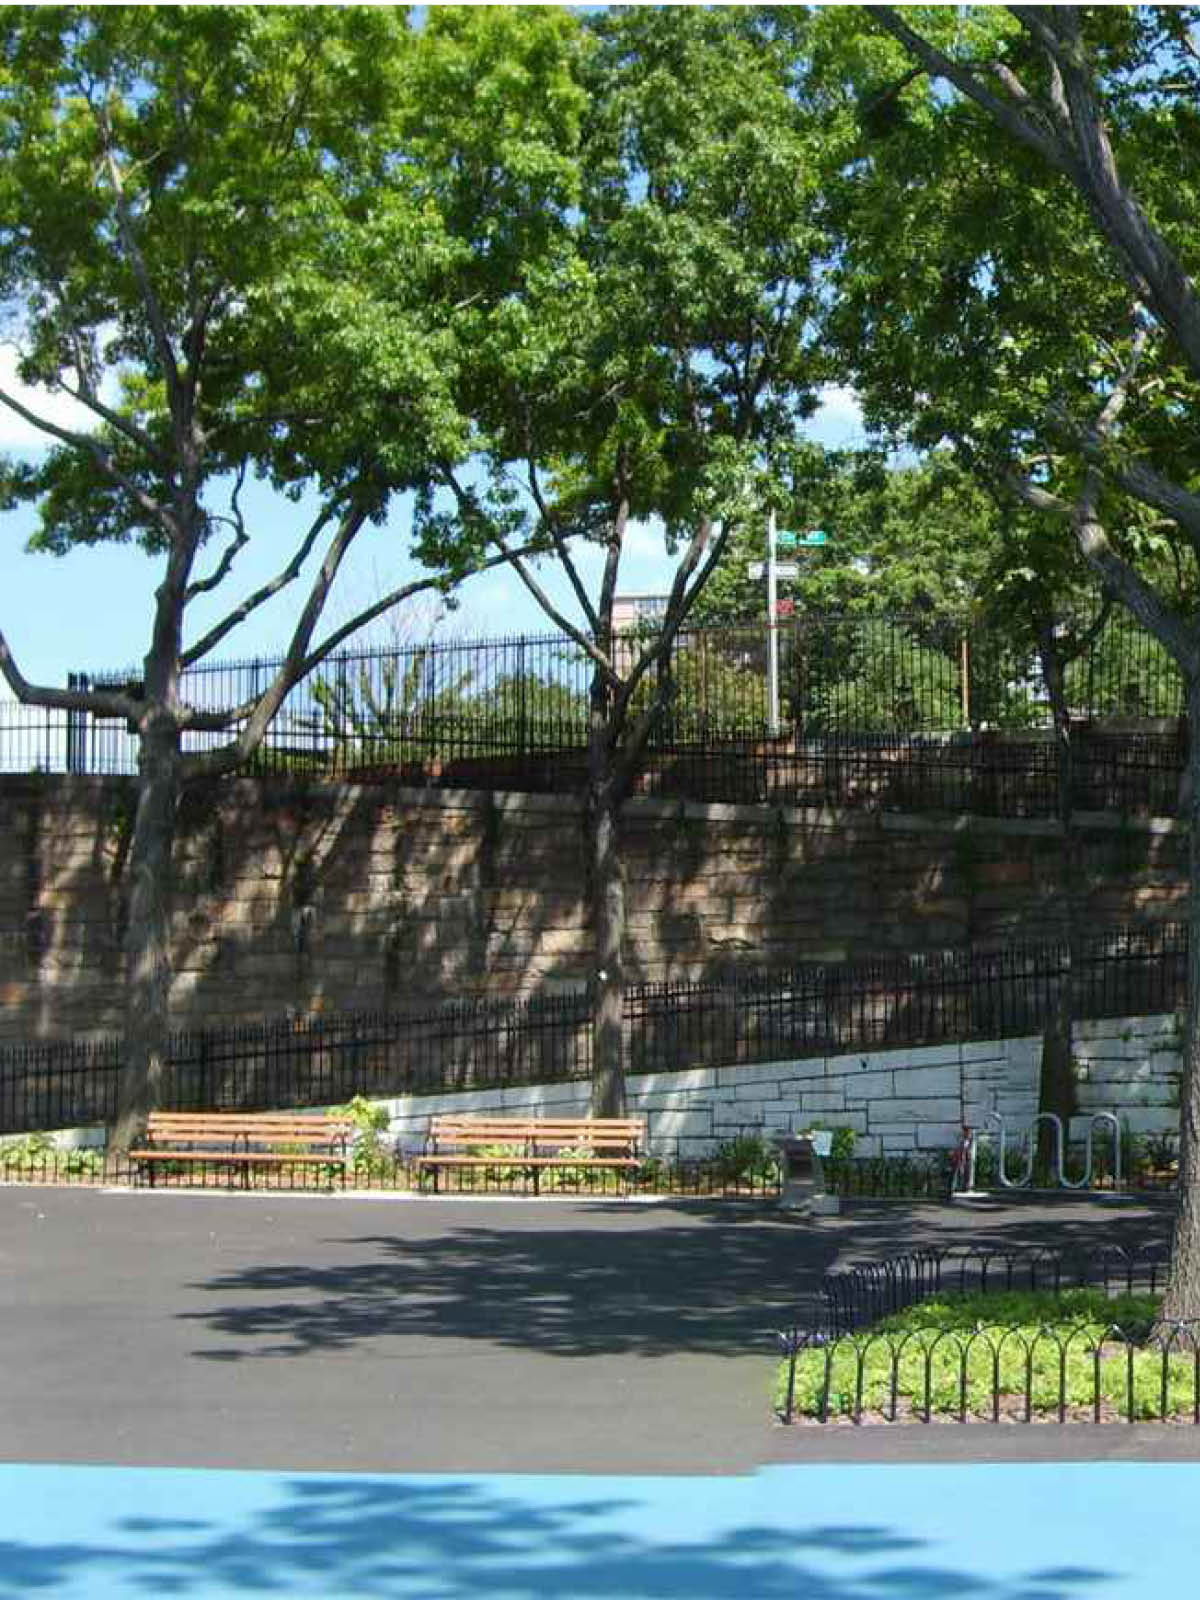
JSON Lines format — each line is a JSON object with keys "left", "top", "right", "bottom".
{"left": 866, "top": 1097, "right": 959, "bottom": 1126}
{"left": 879, "top": 1133, "right": 920, "bottom": 1154}
{"left": 892, "top": 1065, "right": 961, "bottom": 1098}
{"left": 646, "top": 1109, "right": 714, "bottom": 1142}
{"left": 718, "top": 1058, "right": 824, "bottom": 1088}
{"left": 836, "top": 1070, "right": 894, "bottom": 1102}
{"left": 792, "top": 1090, "right": 847, "bottom": 1116}
{"left": 628, "top": 1067, "right": 719, "bottom": 1097}
{"left": 1119, "top": 1108, "right": 1180, "bottom": 1135}
{"left": 961, "top": 1038, "right": 1014, "bottom": 1064}
{"left": 916, "top": 1123, "right": 965, "bottom": 1150}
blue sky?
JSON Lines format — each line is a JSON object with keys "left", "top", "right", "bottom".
{"left": 0, "top": 363, "right": 865, "bottom": 691}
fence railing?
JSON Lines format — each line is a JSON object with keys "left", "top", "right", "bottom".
{"left": 778, "top": 1243, "right": 1185, "bottom": 1425}
{"left": 2, "top": 608, "right": 1188, "bottom": 812}
{"left": 0, "top": 922, "right": 1187, "bottom": 1135}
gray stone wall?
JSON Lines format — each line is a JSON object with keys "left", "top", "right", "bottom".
{"left": 0, "top": 773, "right": 1188, "bottom": 1043}
{"left": 368, "top": 1011, "right": 1180, "bottom": 1162}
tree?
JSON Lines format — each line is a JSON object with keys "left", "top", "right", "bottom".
{"left": 0, "top": 9, "right": 534, "bottom": 1148}
{"left": 388, "top": 6, "right": 843, "bottom": 1114}
{"left": 690, "top": 452, "right": 1004, "bottom": 626}
{"left": 840, "top": 5, "right": 1200, "bottom": 1314}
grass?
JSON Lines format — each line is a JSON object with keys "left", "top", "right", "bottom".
{"left": 779, "top": 1288, "right": 1200, "bottom": 1423}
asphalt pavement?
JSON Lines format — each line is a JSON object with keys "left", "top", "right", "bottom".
{"left": 1, "top": 1183, "right": 1190, "bottom": 1475}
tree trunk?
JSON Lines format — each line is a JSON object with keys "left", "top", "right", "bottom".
{"left": 587, "top": 755, "right": 628, "bottom": 1120}
{"left": 1036, "top": 637, "right": 1079, "bottom": 1175}
{"left": 1161, "top": 675, "right": 1200, "bottom": 1322}
{"left": 110, "top": 714, "right": 181, "bottom": 1153}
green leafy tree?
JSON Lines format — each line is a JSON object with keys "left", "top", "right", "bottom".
{"left": 389, "top": 7, "right": 844, "bottom": 1114}
{"left": 838, "top": 5, "right": 1200, "bottom": 1318}
{"left": 0, "top": 9, "right": 531, "bottom": 1147}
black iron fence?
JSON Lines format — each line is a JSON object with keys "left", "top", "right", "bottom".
{"left": 628, "top": 923, "right": 1186, "bottom": 1075}
{"left": 1, "top": 608, "right": 1188, "bottom": 816}
{"left": 815, "top": 1243, "right": 1173, "bottom": 1338}
{"left": 778, "top": 1243, "right": 1189, "bottom": 1425}
{"left": 0, "top": 922, "right": 1187, "bottom": 1136}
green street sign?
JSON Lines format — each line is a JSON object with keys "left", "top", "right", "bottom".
{"left": 776, "top": 530, "right": 798, "bottom": 548}
{"left": 799, "top": 530, "right": 828, "bottom": 547}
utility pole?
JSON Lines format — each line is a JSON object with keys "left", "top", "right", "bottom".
{"left": 767, "top": 507, "right": 780, "bottom": 738}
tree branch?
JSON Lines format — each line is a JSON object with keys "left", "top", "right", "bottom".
{"left": 53, "top": 374, "right": 164, "bottom": 467}
{"left": 0, "top": 384, "right": 176, "bottom": 539}
{"left": 180, "top": 501, "right": 335, "bottom": 666}
{"left": 870, "top": 7, "right": 1080, "bottom": 180}
{"left": 98, "top": 106, "right": 182, "bottom": 415}
{"left": 180, "top": 501, "right": 370, "bottom": 766}
{"left": 526, "top": 450, "right": 599, "bottom": 635}
{"left": 184, "top": 464, "right": 249, "bottom": 601}
{"left": 0, "top": 625, "right": 136, "bottom": 718}
{"left": 179, "top": 543, "right": 547, "bottom": 750}
{"left": 439, "top": 465, "right": 620, "bottom": 690}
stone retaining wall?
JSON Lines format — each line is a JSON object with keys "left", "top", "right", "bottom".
{"left": 375, "top": 1011, "right": 1180, "bottom": 1162}
{"left": 0, "top": 775, "right": 1187, "bottom": 1043}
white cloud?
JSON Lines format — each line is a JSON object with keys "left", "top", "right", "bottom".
{"left": 814, "top": 384, "right": 864, "bottom": 425}
{"left": 0, "top": 345, "right": 100, "bottom": 451}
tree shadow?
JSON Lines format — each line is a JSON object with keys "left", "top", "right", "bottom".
{"left": 0, "top": 1472, "right": 1119, "bottom": 1598}
{"left": 180, "top": 1208, "right": 842, "bottom": 1362}
{"left": 178, "top": 1199, "right": 1174, "bottom": 1364}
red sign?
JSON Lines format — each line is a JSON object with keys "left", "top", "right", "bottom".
{"left": 775, "top": 598, "right": 795, "bottom": 618}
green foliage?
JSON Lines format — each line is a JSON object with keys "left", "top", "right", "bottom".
{"left": 713, "top": 1132, "right": 780, "bottom": 1186}
{"left": 824, "top": 1126, "right": 857, "bottom": 1162}
{"left": 0, "top": 1132, "right": 102, "bottom": 1176}
{"left": 779, "top": 1289, "right": 1195, "bottom": 1421}
{"left": 1064, "top": 619, "right": 1184, "bottom": 719}
{"left": 332, "top": 1094, "right": 397, "bottom": 1178}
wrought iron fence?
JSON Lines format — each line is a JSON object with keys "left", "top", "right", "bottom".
{"left": 2, "top": 608, "right": 1188, "bottom": 814}
{"left": 0, "top": 1142, "right": 784, "bottom": 1200}
{"left": 0, "top": 991, "right": 593, "bottom": 1135}
{"left": 816, "top": 1242, "right": 1173, "bottom": 1337}
{"left": 0, "top": 922, "right": 1188, "bottom": 1135}
{"left": 778, "top": 1242, "right": 1189, "bottom": 1425}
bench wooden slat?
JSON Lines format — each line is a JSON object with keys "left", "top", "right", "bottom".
{"left": 133, "top": 1109, "right": 355, "bottom": 1188}
{"left": 416, "top": 1113, "right": 645, "bottom": 1192}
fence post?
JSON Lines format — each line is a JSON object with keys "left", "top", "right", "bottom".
{"left": 66, "top": 672, "right": 90, "bottom": 774}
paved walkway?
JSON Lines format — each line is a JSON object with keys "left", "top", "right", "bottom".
{"left": 0, "top": 1184, "right": 1183, "bottom": 1473}
{"left": 1, "top": 1186, "right": 1194, "bottom": 1597}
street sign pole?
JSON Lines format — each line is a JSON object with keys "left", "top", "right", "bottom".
{"left": 767, "top": 507, "right": 780, "bottom": 737}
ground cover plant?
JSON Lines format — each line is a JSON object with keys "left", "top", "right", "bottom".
{"left": 779, "top": 1288, "right": 1200, "bottom": 1425}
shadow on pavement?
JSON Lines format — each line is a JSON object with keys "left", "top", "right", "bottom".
{"left": 179, "top": 1196, "right": 1175, "bottom": 1364}
{"left": 0, "top": 1473, "right": 1119, "bottom": 1599}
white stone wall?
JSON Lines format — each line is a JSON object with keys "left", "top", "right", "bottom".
{"left": 25, "top": 1011, "right": 1181, "bottom": 1160}
{"left": 371, "top": 1012, "right": 1181, "bottom": 1162}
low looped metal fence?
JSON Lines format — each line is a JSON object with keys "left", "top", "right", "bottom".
{"left": 818, "top": 1242, "right": 1173, "bottom": 1337}
{"left": 777, "top": 1317, "right": 1200, "bottom": 1426}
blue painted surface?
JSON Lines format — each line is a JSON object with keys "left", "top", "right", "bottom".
{"left": 0, "top": 1460, "right": 1189, "bottom": 1597}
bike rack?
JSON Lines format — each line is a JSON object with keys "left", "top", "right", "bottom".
{"left": 982, "top": 1110, "right": 1122, "bottom": 1191}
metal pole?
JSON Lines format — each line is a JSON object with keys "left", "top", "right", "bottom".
{"left": 767, "top": 507, "right": 780, "bottom": 737}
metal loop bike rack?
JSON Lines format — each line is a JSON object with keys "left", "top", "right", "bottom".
{"left": 983, "top": 1110, "right": 1121, "bottom": 1191}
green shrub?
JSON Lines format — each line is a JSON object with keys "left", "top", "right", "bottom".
{"left": 332, "top": 1095, "right": 400, "bottom": 1179}
{"left": 713, "top": 1132, "right": 780, "bottom": 1186}
{"left": 779, "top": 1288, "right": 1196, "bottom": 1421}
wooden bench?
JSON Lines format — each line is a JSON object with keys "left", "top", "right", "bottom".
{"left": 416, "top": 1115, "right": 645, "bottom": 1194}
{"left": 129, "top": 1111, "right": 356, "bottom": 1188}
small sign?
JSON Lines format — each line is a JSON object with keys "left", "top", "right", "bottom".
{"left": 799, "top": 530, "right": 828, "bottom": 547}
{"left": 775, "top": 598, "right": 795, "bottom": 618}
{"left": 747, "top": 559, "right": 799, "bottom": 579}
